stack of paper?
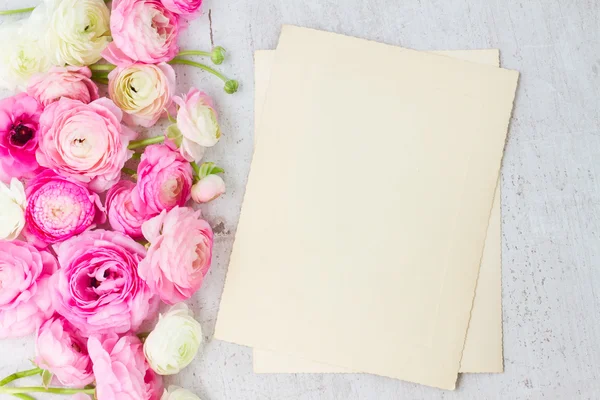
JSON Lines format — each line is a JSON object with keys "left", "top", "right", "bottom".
{"left": 215, "top": 25, "right": 518, "bottom": 390}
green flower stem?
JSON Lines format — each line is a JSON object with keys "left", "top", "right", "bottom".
{"left": 169, "top": 58, "right": 239, "bottom": 93}
{"left": 121, "top": 167, "right": 137, "bottom": 176}
{"left": 177, "top": 50, "right": 211, "bottom": 58}
{"left": 13, "top": 394, "right": 35, "bottom": 400}
{"left": 128, "top": 136, "right": 165, "bottom": 150}
{"left": 131, "top": 152, "right": 142, "bottom": 160}
{"left": 169, "top": 58, "right": 228, "bottom": 81}
{"left": 178, "top": 47, "right": 226, "bottom": 65}
{"left": 0, "top": 368, "right": 42, "bottom": 386}
{"left": 89, "top": 64, "right": 116, "bottom": 72}
{"left": 0, "top": 7, "right": 35, "bottom": 15}
{"left": 0, "top": 387, "right": 95, "bottom": 395}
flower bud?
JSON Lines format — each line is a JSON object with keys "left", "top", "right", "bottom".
{"left": 224, "top": 79, "right": 239, "bottom": 94}
{"left": 144, "top": 304, "right": 204, "bottom": 375}
{"left": 211, "top": 47, "right": 226, "bottom": 65}
{"left": 191, "top": 174, "right": 226, "bottom": 203}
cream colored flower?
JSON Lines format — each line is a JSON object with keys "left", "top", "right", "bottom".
{"left": 0, "top": 17, "right": 52, "bottom": 91}
{"left": 161, "top": 386, "right": 202, "bottom": 400}
{"left": 45, "top": 0, "right": 111, "bottom": 66}
{"left": 143, "top": 303, "right": 204, "bottom": 375}
{"left": 0, "top": 178, "right": 26, "bottom": 240}
{"left": 108, "top": 63, "right": 176, "bottom": 128}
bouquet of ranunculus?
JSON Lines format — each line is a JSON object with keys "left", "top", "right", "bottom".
{"left": 0, "top": 0, "right": 234, "bottom": 398}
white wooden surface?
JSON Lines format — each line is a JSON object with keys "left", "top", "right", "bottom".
{"left": 1, "top": 0, "right": 600, "bottom": 399}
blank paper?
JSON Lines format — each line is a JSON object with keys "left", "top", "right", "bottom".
{"left": 252, "top": 49, "right": 504, "bottom": 374}
{"left": 215, "top": 26, "right": 517, "bottom": 389}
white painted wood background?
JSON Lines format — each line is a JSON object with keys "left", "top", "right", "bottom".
{"left": 0, "top": 0, "right": 599, "bottom": 399}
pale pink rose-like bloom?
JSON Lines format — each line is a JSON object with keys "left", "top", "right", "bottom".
{"left": 27, "top": 66, "right": 99, "bottom": 107}
{"left": 170, "top": 89, "right": 221, "bottom": 162}
{"left": 0, "top": 93, "right": 44, "bottom": 183}
{"left": 191, "top": 174, "right": 226, "bottom": 203}
{"left": 131, "top": 144, "right": 193, "bottom": 216}
{"left": 36, "top": 97, "right": 138, "bottom": 193}
{"left": 53, "top": 229, "right": 158, "bottom": 336}
{"left": 24, "top": 170, "right": 106, "bottom": 246}
{"left": 88, "top": 333, "right": 163, "bottom": 400}
{"left": 139, "top": 207, "right": 213, "bottom": 304}
{"left": 35, "top": 316, "right": 94, "bottom": 387}
{"left": 108, "top": 63, "right": 176, "bottom": 128}
{"left": 106, "top": 180, "right": 148, "bottom": 239}
{"left": 0, "top": 240, "right": 57, "bottom": 338}
{"left": 102, "top": 0, "right": 180, "bottom": 66}
{"left": 162, "top": 0, "right": 202, "bottom": 16}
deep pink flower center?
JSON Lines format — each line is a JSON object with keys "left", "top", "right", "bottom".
{"left": 9, "top": 124, "right": 35, "bottom": 147}
{"left": 90, "top": 269, "right": 110, "bottom": 289}
{"left": 71, "top": 342, "right": 82, "bottom": 353}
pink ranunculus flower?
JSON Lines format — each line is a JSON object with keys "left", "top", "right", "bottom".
{"left": 88, "top": 333, "right": 163, "bottom": 400}
{"left": 106, "top": 180, "right": 148, "bottom": 239}
{"left": 0, "top": 93, "right": 44, "bottom": 183}
{"left": 108, "top": 63, "right": 176, "bottom": 128}
{"left": 162, "top": 0, "right": 202, "bottom": 16}
{"left": 0, "top": 240, "right": 57, "bottom": 338}
{"left": 102, "top": 0, "right": 180, "bottom": 66}
{"left": 53, "top": 229, "right": 158, "bottom": 336}
{"left": 139, "top": 207, "right": 213, "bottom": 304}
{"left": 169, "top": 89, "right": 221, "bottom": 162}
{"left": 131, "top": 144, "right": 193, "bottom": 216}
{"left": 35, "top": 316, "right": 94, "bottom": 387}
{"left": 27, "top": 66, "right": 100, "bottom": 107}
{"left": 24, "top": 170, "right": 106, "bottom": 246}
{"left": 36, "top": 97, "right": 138, "bottom": 193}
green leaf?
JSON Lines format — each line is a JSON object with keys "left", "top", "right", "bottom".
{"left": 197, "top": 162, "right": 225, "bottom": 180}
{"left": 166, "top": 124, "right": 183, "bottom": 147}
{"left": 41, "top": 370, "right": 53, "bottom": 388}
{"left": 164, "top": 108, "right": 177, "bottom": 124}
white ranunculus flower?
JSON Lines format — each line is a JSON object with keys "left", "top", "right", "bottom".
{"left": 161, "top": 386, "right": 202, "bottom": 400}
{"left": 170, "top": 88, "right": 222, "bottom": 162}
{"left": 0, "top": 15, "right": 52, "bottom": 91}
{"left": 44, "top": 0, "right": 111, "bottom": 66}
{"left": 144, "top": 303, "right": 204, "bottom": 375}
{"left": 0, "top": 178, "right": 26, "bottom": 240}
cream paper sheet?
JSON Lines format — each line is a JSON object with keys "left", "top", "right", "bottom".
{"left": 215, "top": 25, "right": 517, "bottom": 389}
{"left": 252, "top": 50, "right": 504, "bottom": 374}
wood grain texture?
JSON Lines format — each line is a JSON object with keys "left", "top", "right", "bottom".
{"left": 0, "top": 0, "right": 599, "bottom": 399}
